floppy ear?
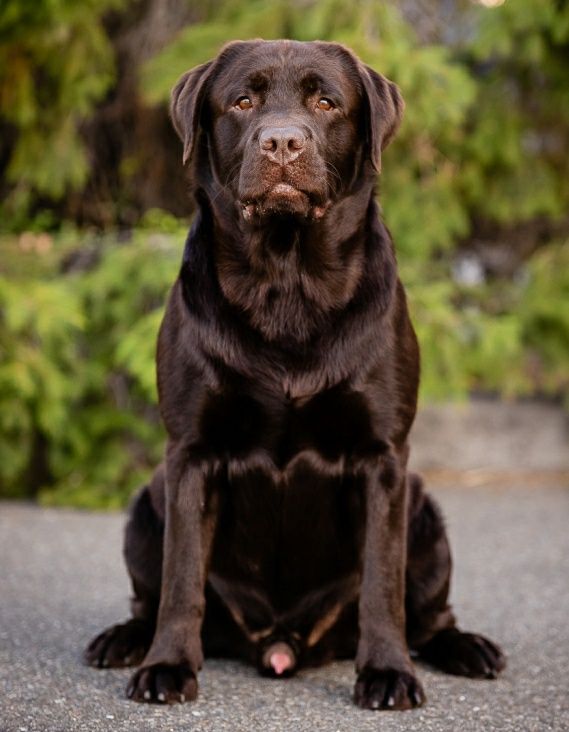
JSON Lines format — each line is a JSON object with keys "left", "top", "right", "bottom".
{"left": 360, "top": 65, "right": 404, "bottom": 172}
{"left": 170, "top": 61, "right": 213, "bottom": 165}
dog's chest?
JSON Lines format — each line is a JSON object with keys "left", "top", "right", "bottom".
{"left": 196, "top": 383, "right": 383, "bottom": 470}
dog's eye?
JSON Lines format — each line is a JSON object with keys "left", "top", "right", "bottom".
{"left": 235, "top": 96, "right": 253, "bottom": 110}
{"left": 316, "top": 98, "right": 334, "bottom": 111}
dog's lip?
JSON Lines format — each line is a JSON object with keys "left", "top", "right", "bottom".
{"left": 241, "top": 182, "right": 311, "bottom": 205}
{"left": 240, "top": 183, "right": 330, "bottom": 219}
{"left": 239, "top": 181, "right": 329, "bottom": 208}
{"left": 257, "top": 182, "right": 310, "bottom": 203}
{"left": 270, "top": 182, "right": 301, "bottom": 195}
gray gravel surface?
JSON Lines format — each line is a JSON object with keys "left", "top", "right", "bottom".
{"left": 1, "top": 485, "right": 568, "bottom": 732}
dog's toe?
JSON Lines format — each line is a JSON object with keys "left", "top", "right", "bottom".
{"left": 84, "top": 619, "right": 153, "bottom": 668}
{"left": 354, "top": 667, "right": 425, "bottom": 710}
{"left": 418, "top": 628, "right": 506, "bottom": 679}
{"left": 127, "top": 663, "right": 197, "bottom": 704}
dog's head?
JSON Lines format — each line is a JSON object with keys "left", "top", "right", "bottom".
{"left": 171, "top": 40, "right": 403, "bottom": 222}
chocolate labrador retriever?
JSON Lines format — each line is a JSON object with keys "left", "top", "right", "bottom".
{"left": 85, "top": 40, "right": 505, "bottom": 709}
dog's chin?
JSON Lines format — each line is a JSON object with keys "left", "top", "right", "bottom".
{"left": 240, "top": 184, "right": 330, "bottom": 223}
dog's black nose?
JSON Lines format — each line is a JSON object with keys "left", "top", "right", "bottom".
{"left": 259, "top": 126, "right": 306, "bottom": 165}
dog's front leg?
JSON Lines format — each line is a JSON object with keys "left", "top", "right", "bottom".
{"left": 354, "top": 455, "right": 425, "bottom": 710}
{"left": 126, "top": 444, "right": 217, "bottom": 704}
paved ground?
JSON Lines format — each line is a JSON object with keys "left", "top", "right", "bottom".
{"left": 1, "top": 484, "right": 568, "bottom": 732}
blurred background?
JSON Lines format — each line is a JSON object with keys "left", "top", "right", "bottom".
{"left": 0, "top": 0, "right": 567, "bottom": 508}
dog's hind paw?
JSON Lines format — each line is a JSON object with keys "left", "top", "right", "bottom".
{"left": 354, "top": 667, "right": 425, "bottom": 710}
{"left": 126, "top": 662, "right": 198, "bottom": 704}
{"left": 418, "top": 628, "right": 506, "bottom": 679}
{"left": 84, "top": 618, "right": 153, "bottom": 668}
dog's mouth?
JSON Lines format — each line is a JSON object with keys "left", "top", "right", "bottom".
{"left": 240, "top": 183, "right": 330, "bottom": 222}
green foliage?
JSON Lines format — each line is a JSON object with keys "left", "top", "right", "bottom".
{"left": 459, "top": 0, "right": 569, "bottom": 223}
{"left": 0, "top": 0, "right": 126, "bottom": 220}
{"left": 1, "top": 225, "right": 566, "bottom": 508}
{"left": 520, "top": 241, "right": 569, "bottom": 398}
{"left": 1, "top": 1, "right": 568, "bottom": 507}
{"left": 0, "top": 220, "right": 185, "bottom": 507}
{"left": 403, "top": 239, "right": 569, "bottom": 402}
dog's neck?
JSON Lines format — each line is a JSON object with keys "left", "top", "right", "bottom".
{"left": 191, "top": 180, "right": 380, "bottom": 343}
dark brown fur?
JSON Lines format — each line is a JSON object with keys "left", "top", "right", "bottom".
{"left": 85, "top": 40, "right": 505, "bottom": 709}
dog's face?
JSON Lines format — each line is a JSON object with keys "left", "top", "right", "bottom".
{"left": 171, "top": 41, "right": 404, "bottom": 222}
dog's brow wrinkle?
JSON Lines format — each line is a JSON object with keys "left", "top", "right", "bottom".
{"left": 301, "top": 73, "right": 321, "bottom": 91}
{"left": 248, "top": 72, "right": 269, "bottom": 91}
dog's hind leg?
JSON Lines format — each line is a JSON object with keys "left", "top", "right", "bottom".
{"left": 405, "top": 473, "right": 506, "bottom": 678}
{"left": 84, "top": 469, "right": 164, "bottom": 668}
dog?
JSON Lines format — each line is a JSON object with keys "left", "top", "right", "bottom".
{"left": 85, "top": 40, "right": 505, "bottom": 710}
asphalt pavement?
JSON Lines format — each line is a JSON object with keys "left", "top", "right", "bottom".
{"left": 1, "top": 484, "right": 568, "bottom": 732}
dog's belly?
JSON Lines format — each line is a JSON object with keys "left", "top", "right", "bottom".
{"left": 209, "top": 457, "right": 365, "bottom": 625}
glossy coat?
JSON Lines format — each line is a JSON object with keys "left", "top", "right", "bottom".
{"left": 85, "top": 40, "right": 505, "bottom": 709}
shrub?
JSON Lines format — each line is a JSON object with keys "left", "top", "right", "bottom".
{"left": 1, "top": 223, "right": 566, "bottom": 508}
{"left": 1, "top": 0, "right": 568, "bottom": 507}
{"left": 0, "top": 216, "right": 184, "bottom": 507}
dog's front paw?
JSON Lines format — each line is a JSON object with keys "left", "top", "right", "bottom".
{"left": 126, "top": 662, "right": 198, "bottom": 704}
{"left": 84, "top": 619, "right": 153, "bottom": 668}
{"left": 418, "top": 628, "right": 506, "bottom": 679}
{"left": 354, "top": 667, "right": 425, "bottom": 710}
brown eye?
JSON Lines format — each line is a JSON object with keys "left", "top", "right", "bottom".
{"left": 235, "top": 96, "right": 253, "bottom": 110}
{"left": 316, "top": 98, "right": 334, "bottom": 111}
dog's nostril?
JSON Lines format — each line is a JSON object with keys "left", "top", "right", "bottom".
{"left": 288, "top": 137, "right": 304, "bottom": 151}
{"left": 261, "top": 136, "right": 277, "bottom": 152}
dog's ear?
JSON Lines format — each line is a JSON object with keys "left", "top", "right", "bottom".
{"left": 360, "top": 65, "right": 404, "bottom": 172}
{"left": 170, "top": 61, "right": 213, "bottom": 165}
